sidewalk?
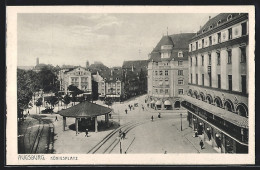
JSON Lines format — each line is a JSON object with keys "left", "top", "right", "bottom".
{"left": 173, "top": 120, "right": 218, "bottom": 153}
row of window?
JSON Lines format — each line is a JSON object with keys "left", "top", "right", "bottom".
{"left": 154, "top": 88, "right": 184, "bottom": 95}
{"left": 71, "top": 77, "right": 89, "bottom": 82}
{"left": 153, "top": 70, "right": 184, "bottom": 76}
{"left": 190, "top": 73, "right": 247, "bottom": 94}
{"left": 153, "top": 60, "right": 183, "bottom": 66}
{"left": 190, "top": 47, "right": 246, "bottom": 66}
{"left": 190, "top": 22, "right": 247, "bottom": 51}
{"left": 153, "top": 79, "right": 184, "bottom": 85}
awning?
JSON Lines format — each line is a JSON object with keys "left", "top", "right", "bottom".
{"left": 155, "top": 101, "right": 162, "bottom": 105}
{"left": 150, "top": 100, "right": 155, "bottom": 104}
{"left": 164, "top": 100, "right": 171, "bottom": 105}
{"left": 182, "top": 95, "right": 248, "bottom": 128}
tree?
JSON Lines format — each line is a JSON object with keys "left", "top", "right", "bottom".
{"left": 36, "top": 98, "right": 43, "bottom": 114}
{"left": 47, "top": 96, "right": 59, "bottom": 109}
{"left": 62, "top": 94, "right": 71, "bottom": 108}
{"left": 68, "top": 85, "right": 84, "bottom": 104}
{"left": 38, "top": 66, "right": 58, "bottom": 93}
{"left": 17, "top": 69, "right": 39, "bottom": 119}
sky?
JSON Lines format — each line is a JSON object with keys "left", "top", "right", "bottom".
{"left": 17, "top": 13, "right": 218, "bottom": 67}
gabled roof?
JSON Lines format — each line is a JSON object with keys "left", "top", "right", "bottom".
{"left": 122, "top": 60, "right": 148, "bottom": 72}
{"left": 59, "top": 101, "right": 112, "bottom": 118}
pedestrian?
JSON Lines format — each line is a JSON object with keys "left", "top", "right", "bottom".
{"left": 55, "top": 116, "right": 58, "bottom": 121}
{"left": 119, "top": 129, "right": 122, "bottom": 137}
{"left": 122, "top": 132, "right": 126, "bottom": 139}
{"left": 195, "top": 130, "right": 198, "bottom": 137}
{"left": 151, "top": 115, "right": 154, "bottom": 122}
{"left": 142, "top": 106, "right": 144, "bottom": 111}
{"left": 125, "top": 109, "right": 128, "bottom": 114}
{"left": 85, "top": 129, "right": 89, "bottom": 137}
{"left": 158, "top": 112, "right": 161, "bottom": 118}
{"left": 200, "top": 140, "right": 204, "bottom": 149}
{"left": 28, "top": 110, "right": 30, "bottom": 115}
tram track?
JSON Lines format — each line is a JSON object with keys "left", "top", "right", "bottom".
{"left": 88, "top": 120, "right": 150, "bottom": 154}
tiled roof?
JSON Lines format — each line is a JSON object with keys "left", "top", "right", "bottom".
{"left": 59, "top": 101, "right": 112, "bottom": 118}
{"left": 194, "top": 13, "right": 242, "bottom": 38}
{"left": 122, "top": 60, "right": 148, "bottom": 73}
{"left": 149, "top": 33, "right": 196, "bottom": 62}
{"left": 182, "top": 95, "right": 248, "bottom": 128}
{"left": 153, "top": 33, "right": 196, "bottom": 52}
{"left": 102, "top": 68, "right": 123, "bottom": 83}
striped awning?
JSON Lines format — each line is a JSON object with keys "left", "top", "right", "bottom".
{"left": 155, "top": 100, "right": 162, "bottom": 105}
{"left": 164, "top": 100, "right": 171, "bottom": 105}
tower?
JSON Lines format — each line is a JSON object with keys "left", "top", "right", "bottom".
{"left": 86, "top": 60, "right": 89, "bottom": 69}
{"left": 36, "top": 57, "right": 39, "bottom": 66}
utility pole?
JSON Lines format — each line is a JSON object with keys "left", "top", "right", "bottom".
{"left": 180, "top": 113, "right": 182, "bottom": 131}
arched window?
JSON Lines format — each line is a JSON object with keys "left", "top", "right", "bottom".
{"left": 214, "top": 97, "right": 223, "bottom": 108}
{"left": 188, "top": 89, "right": 193, "bottom": 96}
{"left": 236, "top": 103, "right": 248, "bottom": 117}
{"left": 224, "top": 99, "right": 234, "bottom": 112}
{"left": 193, "top": 91, "right": 199, "bottom": 99}
{"left": 227, "top": 14, "right": 233, "bottom": 21}
{"left": 199, "top": 92, "right": 205, "bottom": 101}
{"left": 206, "top": 95, "right": 213, "bottom": 104}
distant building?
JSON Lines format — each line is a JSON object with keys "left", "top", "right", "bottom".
{"left": 122, "top": 60, "right": 148, "bottom": 98}
{"left": 182, "top": 13, "right": 249, "bottom": 153}
{"left": 98, "top": 67, "right": 124, "bottom": 101}
{"left": 147, "top": 33, "right": 195, "bottom": 110}
{"left": 58, "top": 66, "right": 92, "bottom": 95}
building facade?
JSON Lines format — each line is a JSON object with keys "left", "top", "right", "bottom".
{"left": 182, "top": 13, "right": 249, "bottom": 153}
{"left": 58, "top": 66, "right": 92, "bottom": 95}
{"left": 147, "top": 33, "right": 196, "bottom": 110}
{"left": 98, "top": 67, "right": 124, "bottom": 102}
{"left": 122, "top": 60, "right": 148, "bottom": 98}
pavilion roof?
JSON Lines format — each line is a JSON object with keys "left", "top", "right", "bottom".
{"left": 58, "top": 101, "right": 112, "bottom": 118}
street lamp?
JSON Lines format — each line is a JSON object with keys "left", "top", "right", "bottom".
{"left": 117, "top": 136, "right": 122, "bottom": 154}
{"left": 180, "top": 113, "right": 182, "bottom": 131}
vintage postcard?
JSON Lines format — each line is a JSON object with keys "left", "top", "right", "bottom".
{"left": 6, "top": 6, "right": 255, "bottom": 165}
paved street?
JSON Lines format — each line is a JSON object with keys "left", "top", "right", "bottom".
{"left": 46, "top": 94, "right": 217, "bottom": 153}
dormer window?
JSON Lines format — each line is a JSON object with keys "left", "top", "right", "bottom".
{"left": 227, "top": 14, "right": 232, "bottom": 21}
{"left": 209, "top": 25, "right": 213, "bottom": 29}
{"left": 178, "top": 51, "right": 183, "bottom": 58}
{"left": 217, "top": 20, "right": 221, "bottom": 26}
{"left": 202, "top": 29, "right": 206, "bottom": 33}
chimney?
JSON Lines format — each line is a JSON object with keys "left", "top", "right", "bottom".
{"left": 132, "top": 65, "right": 134, "bottom": 72}
{"left": 209, "top": 16, "right": 211, "bottom": 20}
{"left": 200, "top": 25, "right": 201, "bottom": 30}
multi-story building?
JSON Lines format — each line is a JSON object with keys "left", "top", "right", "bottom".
{"left": 181, "top": 13, "right": 249, "bottom": 153}
{"left": 58, "top": 66, "right": 92, "bottom": 95}
{"left": 122, "top": 60, "right": 148, "bottom": 98}
{"left": 98, "top": 67, "right": 124, "bottom": 101}
{"left": 147, "top": 33, "right": 195, "bottom": 110}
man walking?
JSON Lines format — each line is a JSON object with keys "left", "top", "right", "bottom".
{"left": 151, "top": 115, "right": 154, "bottom": 122}
{"left": 55, "top": 116, "right": 58, "bottom": 121}
{"left": 85, "top": 129, "right": 89, "bottom": 137}
{"left": 199, "top": 140, "right": 204, "bottom": 149}
{"left": 125, "top": 109, "right": 128, "bottom": 114}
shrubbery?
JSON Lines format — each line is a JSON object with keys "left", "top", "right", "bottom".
{"left": 41, "top": 108, "right": 54, "bottom": 114}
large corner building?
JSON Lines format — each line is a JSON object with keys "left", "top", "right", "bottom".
{"left": 147, "top": 33, "right": 196, "bottom": 110}
{"left": 181, "top": 13, "right": 249, "bottom": 153}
